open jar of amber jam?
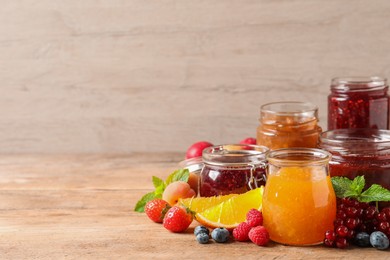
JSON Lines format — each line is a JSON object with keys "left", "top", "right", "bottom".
{"left": 328, "top": 77, "right": 390, "bottom": 130}
{"left": 257, "top": 102, "right": 322, "bottom": 149}
{"left": 262, "top": 148, "right": 336, "bottom": 246}
{"left": 199, "top": 144, "right": 268, "bottom": 197}
{"left": 319, "top": 129, "right": 390, "bottom": 194}
{"left": 263, "top": 148, "right": 336, "bottom": 245}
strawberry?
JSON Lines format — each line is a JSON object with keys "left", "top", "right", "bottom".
{"left": 144, "top": 199, "right": 170, "bottom": 223}
{"left": 163, "top": 205, "right": 194, "bottom": 232}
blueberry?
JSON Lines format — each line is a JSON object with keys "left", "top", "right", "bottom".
{"left": 211, "top": 228, "right": 230, "bottom": 243}
{"left": 196, "top": 233, "right": 209, "bottom": 244}
{"left": 194, "top": 225, "right": 209, "bottom": 236}
{"left": 370, "top": 231, "right": 389, "bottom": 250}
{"left": 354, "top": 232, "right": 370, "bottom": 247}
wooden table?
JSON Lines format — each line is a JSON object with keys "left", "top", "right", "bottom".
{"left": 0, "top": 154, "right": 388, "bottom": 259}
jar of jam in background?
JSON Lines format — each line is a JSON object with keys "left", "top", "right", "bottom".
{"left": 257, "top": 102, "right": 322, "bottom": 150}
{"left": 328, "top": 77, "right": 390, "bottom": 130}
{"left": 319, "top": 129, "right": 390, "bottom": 207}
{"left": 199, "top": 144, "right": 268, "bottom": 197}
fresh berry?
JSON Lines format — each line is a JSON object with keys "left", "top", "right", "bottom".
{"left": 196, "top": 233, "right": 210, "bottom": 244}
{"left": 323, "top": 238, "right": 335, "bottom": 247}
{"left": 194, "top": 225, "right": 209, "bottom": 236}
{"left": 248, "top": 226, "right": 269, "bottom": 246}
{"left": 354, "top": 232, "right": 371, "bottom": 247}
{"left": 211, "top": 228, "right": 230, "bottom": 243}
{"left": 246, "top": 209, "right": 263, "bottom": 227}
{"left": 232, "top": 222, "right": 252, "bottom": 242}
{"left": 144, "top": 199, "right": 170, "bottom": 223}
{"left": 370, "top": 231, "right": 390, "bottom": 250}
{"left": 163, "top": 206, "right": 193, "bottom": 233}
{"left": 335, "top": 237, "right": 349, "bottom": 249}
{"left": 185, "top": 141, "right": 213, "bottom": 159}
{"left": 336, "top": 225, "right": 348, "bottom": 237}
{"left": 239, "top": 137, "right": 257, "bottom": 145}
{"left": 325, "top": 230, "right": 336, "bottom": 241}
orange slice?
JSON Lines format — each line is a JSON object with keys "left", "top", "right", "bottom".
{"left": 195, "top": 186, "right": 264, "bottom": 230}
{"left": 179, "top": 193, "right": 237, "bottom": 213}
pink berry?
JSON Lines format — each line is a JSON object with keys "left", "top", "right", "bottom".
{"left": 246, "top": 209, "right": 263, "bottom": 227}
{"left": 232, "top": 222, "right": 252, "bottom": 242}
{"left": 248, "top": 226, "right": 269, "bottom": 246}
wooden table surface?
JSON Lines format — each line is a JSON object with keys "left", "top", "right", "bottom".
{"left": 0, "top": 153, "right": 388, "bottom": 259}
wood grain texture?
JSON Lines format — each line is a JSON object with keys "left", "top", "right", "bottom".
{"left": 0, "top": 154, "right": 389, "bottom": 259}
{"left": 1, "top": 1, "right": 390, "bottom": 153}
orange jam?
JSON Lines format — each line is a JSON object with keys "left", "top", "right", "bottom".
{"left": 262, "top": 149, "right": 336, "bottom": 246}
{"left": 256, "top": 102, "right": 322, "bottom": 149}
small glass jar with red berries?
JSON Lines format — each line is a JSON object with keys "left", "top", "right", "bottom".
{"left": 199, "top": 144, "right": 269, "bottom": 197}
{"left": 328, "top": 77, "right": 390, "bottom": 130}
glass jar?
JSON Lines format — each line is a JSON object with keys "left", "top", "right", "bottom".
{"left": 199, "top": 144, "right": 268, "bottom": 197}
{"left": 179, "top": 156, "right": 203, "bottom": 196}
{"left": 328, "top": 77, "right": 390, "bottom": 130}
{"left": 257, "top": 102, "right": 322, "bottom": 150}
{"left": 319, "top": 129, "right": 390, "bottom": 206}
{"left": 262, "top": 148, "right": 336, "bottom": 246}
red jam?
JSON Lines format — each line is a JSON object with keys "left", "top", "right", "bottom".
{"left": 199, "top": 144, "right": 268, "bottom": 197}
{"left": 328, "top": 77, "right": 390, "bottom": 130}
{"left": 320, "top": 129, "right": 390, "bottom": 208}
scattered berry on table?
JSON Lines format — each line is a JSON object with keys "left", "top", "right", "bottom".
{"left": 248, "top": 226, "right": 269, "bottom": 246}
{"left": 194, "top": 225, "right": 209, "bottom": 236}
{"left": 144, "top": 199, "right": 170, "bottom": 223}
{"left": 163, "top": 205, "right": 193, "bottom": 233}
{"left": 196, "top": 233, "right": 210, "bottom": 244}
{"left": 211, "top": 228, "right": 230, "bottom": 243}
{"left": 232, "top": 222, "right": 252, "bottom": 242}
{"left": 370, "top": 231, "right": 389, "bottom": 250}
{"left": 354, "top": 232, "right": 371, "bottom": 247}
{"left": 246, "top": 209, "right": 263, "bottom": 227}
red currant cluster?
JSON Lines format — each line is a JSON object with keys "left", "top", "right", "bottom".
{"left": 324, "top": 198, "right": 390, "bottom": 249}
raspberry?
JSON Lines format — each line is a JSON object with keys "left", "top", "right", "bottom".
{"left": 248, "top": 226, "right": 269, "bottom": 246}
{"left": 246, "top": 209, "right": 263, "bottom": 227}
{"left": 233, "top": 222, "right": 252, "bottom": 242}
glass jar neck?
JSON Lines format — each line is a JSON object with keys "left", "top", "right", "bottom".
{"left": 267, "top": 148, "right": 331, "bottom": 168}
{"left": 320, "top": 129, "right": 390, "bottom": 156}
{"left": 202, "top": 144, "right": 268, "bottom": 166}
{"left": 330, "top": 77, "right": 388, "bottom": 94}
{"left": 259, "top": 101, "right": 319, "bottom": 130}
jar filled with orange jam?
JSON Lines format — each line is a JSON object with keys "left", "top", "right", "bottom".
{"left": 262, "top": 148, "right": 336, "bottom": 246}
{"left": 257, "top": 102, "right": 322, "bottom": 150}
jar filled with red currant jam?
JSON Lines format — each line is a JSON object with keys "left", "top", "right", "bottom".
{"left": 328, "top": 77, "right": 390, "bottom": 130}
{"left": 319, "top": 129, "right": 390, "bottom": 207}
{"left": 199, "top": 144, "right": 269, "bottom": 197}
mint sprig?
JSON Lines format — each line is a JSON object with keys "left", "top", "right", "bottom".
{"left": 331, "top": 176, "right": 390, "bottom": 203}
{"left": 134, "top": 169, "right": 190, "bottom": 212}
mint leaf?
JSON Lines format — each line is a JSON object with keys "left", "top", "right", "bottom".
{"left": 358, "top": 184, "right": 390, "bottom": 202}
{"left": 134, "top": 192, "right": 156, "bottom": 212}
{"left": 331, "top": 177, "right": 353, "bottom": 198}
{"left": 152, "top": 176, "right": 164, "bottom": 189}
{"left": 350, "top": 175, "right": 365, "bottom": 195}
{"left": 154, "top": 185, "right": 164, "bottom": 198}
{"left": 165, "top": 169, "right": 190, "bottom": 185}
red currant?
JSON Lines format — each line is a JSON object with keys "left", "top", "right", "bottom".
{"left": 334, "top": 218, "right": 344, "bottom": 228}
{"left": 335, "top": 237, "right": 349, "bottom": 249}
{"left": 346, "top": 207, "right": 358, "bottom": 218}
{"left": 325, "top": 230, "right": 336, "bottom": 241}
{"left": 336, "top": 225, "right": 349, "bottom": 237}
{"left": 324, "top": 238, "right": 335, "bottom": 247}
{"left": 345, "top": 218, "right": 358, "bottom": 230}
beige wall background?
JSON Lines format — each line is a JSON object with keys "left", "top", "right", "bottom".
{"left": 1, "top": 1, "right": 390, "bottom": 154}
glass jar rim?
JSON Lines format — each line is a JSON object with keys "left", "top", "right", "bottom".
{"left": 267, "top": 148, "right": 331, "bottom": 166}
{"left": 260, "top": 101, "right": 318, "bottom": 117}
{"left": 320, "top": 129, "right": 390, "bottom": 155}
{"left": 202, "top": 144, "right": 269, "bottom": 166}
{"left": 178, "top": 156, "right": 203, "bottom": 173}
{"left": 331, "top": 76, "right": 387, "bottom": 92}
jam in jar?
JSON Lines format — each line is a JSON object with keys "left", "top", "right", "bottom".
{"left": 263, "top": 148, "right": 336, "bottom": 245}
{"left": 257, "top": 102, "right": 322, "bottom": 149}
{"left": 319, "top": 129, "right": 390, "bottom": 207}
{"left": 199, "top": 144, "right": 268, "bottom": 197}
{"left": 328, "top": 77, "right": 390, "bottom": 130}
